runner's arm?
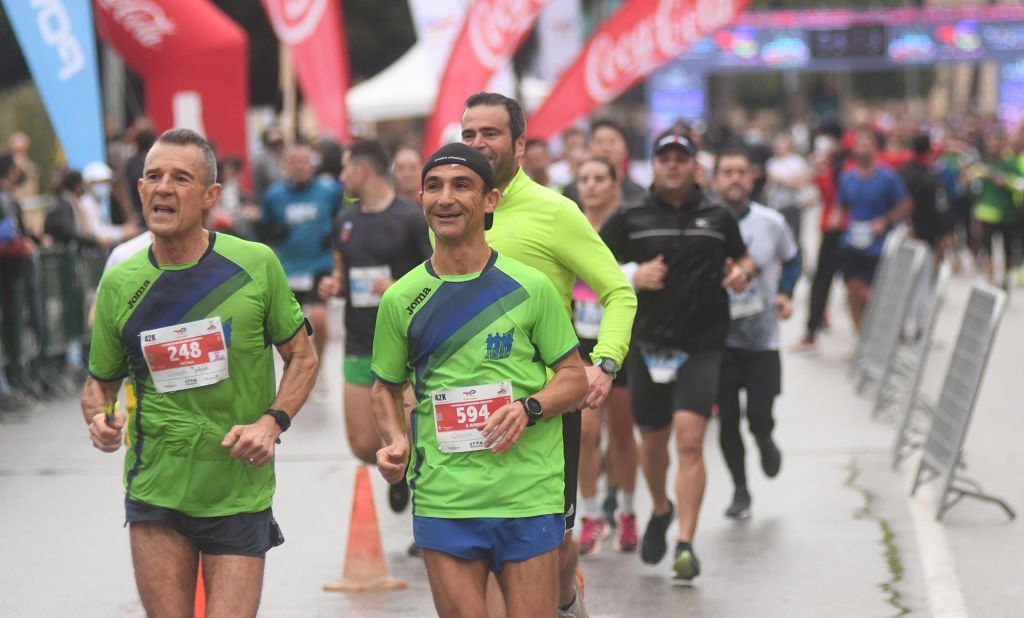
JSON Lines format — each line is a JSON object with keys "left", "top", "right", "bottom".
{"left": 269, "top": 325, "right": 319, "bottom": 423}
{"left": 557, "top": 208, "right": 636, "bottom": 366}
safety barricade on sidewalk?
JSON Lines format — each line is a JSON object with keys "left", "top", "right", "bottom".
{"left": 849, "top": 226, "right": 908, "bottom": 379}
{"left": 909, "top": 283, "right": 1015, "bottom": 521}
{"left": 851, "top": 238, "right": 930, "bottom": 394}
{"left": 0, "top": 244, "right": 109, "bottom": 400}
{"left": 886, "top": 260, "right": 951, "bottom": 468}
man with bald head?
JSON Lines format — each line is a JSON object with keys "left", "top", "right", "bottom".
{"left": 260, "top": 144, "right": 343, "bottom": 360}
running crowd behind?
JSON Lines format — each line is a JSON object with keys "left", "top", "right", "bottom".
{"left": 2, "top": 97, "right": 1021, "bottom": 616}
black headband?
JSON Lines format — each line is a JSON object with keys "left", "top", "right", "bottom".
{"left": 421, "top": 142, "right": 496, "bottom": 192}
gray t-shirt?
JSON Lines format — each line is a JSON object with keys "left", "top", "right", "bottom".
{"left": 726, "top": 202, "right": 798, "bottom": 351}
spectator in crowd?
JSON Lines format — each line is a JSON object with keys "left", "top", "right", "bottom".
{"left": 564, "top": 119, "right": 646, "bottom": 207}
{"left": 210, "top": 155, "right": 256, "bottom": 239}
{"left": 44, "top": 171, "right": 90, "bottom": 247}
{"left": 123, "top": 128, "right": 156, "bottom": 220}
{"left": 523, "top": 139, "right": 553, "bottom": 188}
{"left": 315, "top": 136, "right": 343, "bottom": 181}
{"left": 969, "top": 131, "right": 1022, "bottom": 289}
{"left": 79, "top": 162, "right": 138, "bottom": 248}
{"left": 252, "top": 126, "right": 286, "bottom": 201}
{"left": 0, "top": 152, "right": 44, "bottom": 393}
{"left": 550, "top": 127, "right": 588, "bottom": 189}
{"left": 901, "top": 133, "right": 952, "bottom": 262}
{"left": 392, "top": 146, "right": 422, "bottom": 203}
{"left": 589, "top": 119, "right": 646, "bottom": 206}
{"left": 7, "top": 132, "right": 39, "bottom": 206}
{"left": 765, "top": 132, "right": 812, "bottom": 253}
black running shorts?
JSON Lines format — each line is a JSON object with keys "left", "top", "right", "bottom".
{"left": 125, "top": 496, "right": 284, "bottom": 558}
{"left": 628, "top": 349, "right": 723, "bottom": 432}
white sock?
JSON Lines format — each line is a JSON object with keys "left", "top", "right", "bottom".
{"left": 619, "top": 491, "right": 635, "bottom": 516}
{"left": 581, "top": 495, "right": 600, "bottom": 519}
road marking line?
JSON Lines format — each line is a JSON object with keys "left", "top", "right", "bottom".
{"left": 904, "top": 465, "right": 969, "bottom": 618}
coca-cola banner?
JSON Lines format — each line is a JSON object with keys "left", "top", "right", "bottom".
{"left": 262, "top": 0, "right": 350, "bottom": 141}
{"left": 527, "top": 0, "right": 747, "bottom": 140}
{"left": 423, "top": 0, "right": 550, "bottom": 156}
{"left": 93, "top": 0, "right": 249, "bottom": 167}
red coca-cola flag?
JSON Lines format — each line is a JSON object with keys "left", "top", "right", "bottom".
{"left": 262, "top": 0, "right": 351, "bottom": 141}
{"left": 527, "top": 0, "right": 747, "bottom": 140}
{"left": 423, "top": 0, "right": 549, "bottom": 156}
{"left": 94, "top": 0, "right": 249, "bottom": 171}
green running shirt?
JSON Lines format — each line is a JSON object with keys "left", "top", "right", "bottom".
{"left": 89, "top": 232, "right": 306, "bottom": 517}
{"left": 371, "top": 251, "right": 579, "bottom": 518}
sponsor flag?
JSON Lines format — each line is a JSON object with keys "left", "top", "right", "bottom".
{"left": 2, "top": 0, "right": 105, "bottom": 169}
{"left": 423, "top": 0, "right": 550, "bottom": 156}
{"left": 93, "top": 0, "right": 249, "bottom": 172}
{"left": 262, "top": 0, "right": 350, "bottom": 141}
{"left": 527, "top": 0, "right": 747, "bottom": 140}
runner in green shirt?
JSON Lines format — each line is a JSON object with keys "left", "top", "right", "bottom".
{"left": 371, "top": 142, "right": 587, "bottom": 617}
{"left": 460, "top": 92, "right": 637, "bottom": 618}
{"left": 968, "top": 131, "right": 1023, "bottom": 288}
{"left": 82, "top": 129, "right": 319, "bottom": 618}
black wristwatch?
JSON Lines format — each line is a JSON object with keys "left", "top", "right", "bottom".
{"left": 598, "top": 357, "right": 619, "bottom": 378}
{"left": 518, "top": 397, "right": 544, "bottom": 427}
{"left": 264, "top": 409, "right": 291, "bottom": 433}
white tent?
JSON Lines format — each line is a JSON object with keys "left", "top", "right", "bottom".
{"left": 346, "top": 42, "right": 551, "bottom": 124}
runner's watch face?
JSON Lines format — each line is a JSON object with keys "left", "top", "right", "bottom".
{"left": 599, "top": 357, "right": 619, "bottom": 377}
{"left": 520, "top": 397, "right": 543, "bottom": 427}
{"left": 264, "top": 409, "right": 291, "bottom": 432}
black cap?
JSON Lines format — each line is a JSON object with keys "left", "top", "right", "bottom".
{"left": 653, "top": 131, "right": 697, "bottom": 157}
{"left": 422, "top": 142, "right": 497, "bottom": 230}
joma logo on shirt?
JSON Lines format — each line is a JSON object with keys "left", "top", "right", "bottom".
{"left": 127, "top": 279, "right": 151, "bottom": 309}
{"left": 406, "top": 287, "right": 432, "bottom": 315}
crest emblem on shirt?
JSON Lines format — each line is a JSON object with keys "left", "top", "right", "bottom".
{"left": 485, "top": 329, "right": 514, "bottom": 360}
{"left": 340, "top": 220, "right": 353, "bottom": 243}
{"left": 694, "top": 217, "right": 711, "bottom": 229}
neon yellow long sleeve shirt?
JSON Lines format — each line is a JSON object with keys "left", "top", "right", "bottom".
{"left": 485, "top": 168, "right": 636, "bottom": 365}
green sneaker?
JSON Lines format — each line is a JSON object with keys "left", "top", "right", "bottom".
{"left": 672, "top": 542, "right": 701, "bottom": 586}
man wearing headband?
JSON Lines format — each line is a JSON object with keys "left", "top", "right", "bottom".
{"left": 461, "top": 91, "right": 637, "bottom": 618}
{"left": 370, "top": 143, "right": 587, "bottom": 617}
{"left": 602, "top": 130, "right": 755, "bottom": 585}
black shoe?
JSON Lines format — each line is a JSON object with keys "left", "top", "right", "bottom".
{"left": 671, "top": 542, "right": 701, "bottom": 585}
{"left": 725, "top": 488, "right": 751, "bottom": 519}
{"left": 601, "top": 486, "right": 619, "bottom": 527}
{"left": 757, "top": 435, "right": 782, "bottom": 478}
{"left": 407, "top": 541, "right": 423, "bottom": 558}
{"left": 640, "top": 502, "right": 674, "bottom": 564}
{"left": 388, "top": 477, "right": 410, "bottom": 513}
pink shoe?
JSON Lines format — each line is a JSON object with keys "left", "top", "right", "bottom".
{"left": 789, "top": 337, "right": 818, "bottom": 354}
{"left": 579, "top": 517, "right": 608, "bottom": 556}
{"left": 615, "top": 513, "right": 638, "bottom": 552}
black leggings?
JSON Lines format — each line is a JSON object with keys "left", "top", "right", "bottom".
{"left": 717, "top": 348, "right": 781, "bottom": 490}
{"left": 805, "top": 229, "right": 842, "bottom": 338}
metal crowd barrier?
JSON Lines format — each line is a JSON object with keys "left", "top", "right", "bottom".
{"left": 909, "top": 283, "right": 1015, "bottom": 521}
{"left": 0, "top": 243, "right": 108, "bottom": 399}
{"left": 849, "top": 226, "right": 908, "bottom": 379}
{"left": 851, "top": 238, "right": 930, "bottom": 393}
{"left": 887, "top": 260, "right": 952, "bottom": 468}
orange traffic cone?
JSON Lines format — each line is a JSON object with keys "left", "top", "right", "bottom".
{"left": 195, "top": 558, "right": 206, "bottom": 617}
{"left": 323, "top": 465, "right": 406, "bottom": 592}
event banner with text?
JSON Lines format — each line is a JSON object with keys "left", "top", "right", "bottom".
{"left": 527, "top": 0, "right": 747, "bottom": 140}
{"left": 423, "top": 0, "right": 549, "bottom": 156}
{"left": 3, "top": 0, "right": 105, "bottom": 169}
